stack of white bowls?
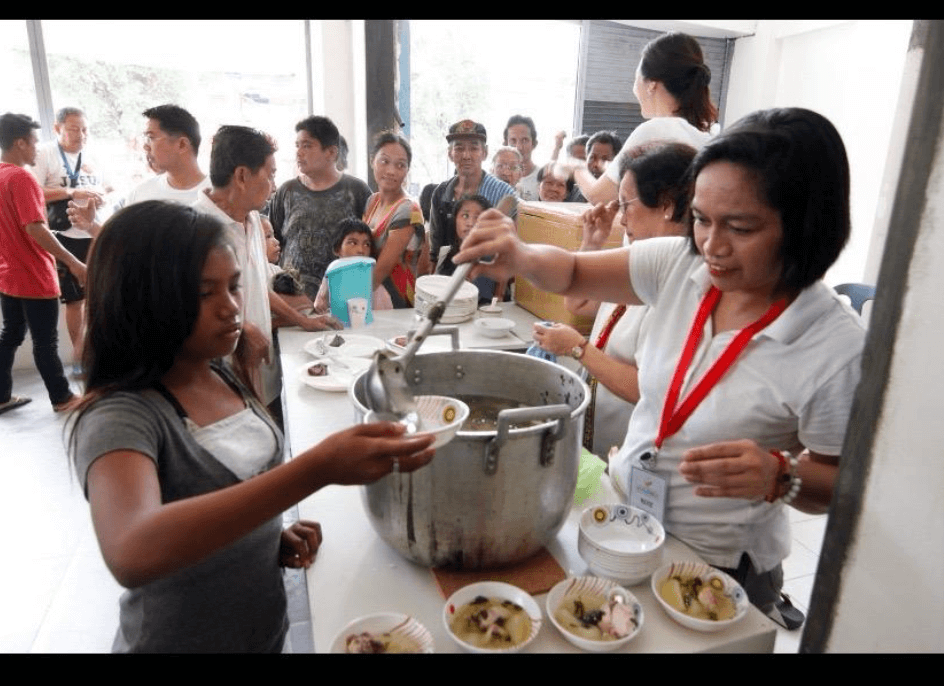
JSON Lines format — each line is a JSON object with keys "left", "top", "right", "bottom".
{"left": 577, "top": 504, "right": 665, "bottom": 586}
{"left": 414, "top": 275, "right": 479, "bottom": 324}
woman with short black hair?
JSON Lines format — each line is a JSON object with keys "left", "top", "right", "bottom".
{"left": 458, "top": 108, "right": 865, "bottom": 626}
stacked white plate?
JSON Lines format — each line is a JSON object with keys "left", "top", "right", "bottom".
{"left": 577, "top": 504, "right": 665, "bottom": 586}
{"left": 414, "top": 275, "right": 479, "bottom": 324}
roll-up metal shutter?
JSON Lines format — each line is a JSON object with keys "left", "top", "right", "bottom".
{"left": 575, "top": 20, "right": 731, "bottom": 141}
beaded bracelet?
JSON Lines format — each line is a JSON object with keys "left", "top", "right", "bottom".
{"left": 766, "top": 450, "right": 802, "bottom": 504}
{"left": 780, "top": 452, "right": 803, "bottom": 505}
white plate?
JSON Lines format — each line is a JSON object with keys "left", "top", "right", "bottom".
{"left": 303, "top": 333, "right": 385, "bottom": 359}
{"left": 385, "top": 334, "right": 454, "bottom": 355}
{"left": 298, "top": 357, "right": 371, "bottom": 393}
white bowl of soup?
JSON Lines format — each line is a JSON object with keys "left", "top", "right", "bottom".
{"left": 547, "top": 576, "right": 643, "bottom": 652}
{"left": 330, "top": 612, "right": 434, "bottom": 653}
{"left": 651, "top": 561, "right": 749, "bottom": 632}
{"left": 443, "top": 581, "right": 541, "bottom": 652}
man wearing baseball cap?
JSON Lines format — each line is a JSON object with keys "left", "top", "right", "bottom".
{"left": 428, "top": 119, "right": 515, "bottom": 273}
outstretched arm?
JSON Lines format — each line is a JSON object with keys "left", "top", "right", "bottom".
{"left": 455, "top": 209, "right": 641, "bottom": 307}
{"left": 86, "top": 422, "right": 435, "bottom": 588}
{"left": 268, "top": 289, "right": 341, "bottom": 331}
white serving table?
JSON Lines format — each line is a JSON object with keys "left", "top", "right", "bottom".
{"left": 278, "top": 306, "right": 777, "bottom": 653}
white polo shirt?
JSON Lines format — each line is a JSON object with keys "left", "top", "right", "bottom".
{"left": 604, "top": 117, "right": 713, "bottom": 185}
{"left": 123, "top": 173, "right": 211, "bottom": 207}
{"left": 611, "top": 237, "right": 865, "bottom": 572}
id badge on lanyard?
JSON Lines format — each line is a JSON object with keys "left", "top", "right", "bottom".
{"left": 630, "top": 286, "right": 786, "bottom": 523}
{"left": 629, "top": 458, "right": 667, "bottom": 522}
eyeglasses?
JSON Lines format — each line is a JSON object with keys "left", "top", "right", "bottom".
{"left": 618, "top": 197, "right": 640, "bottom": 213}
{"left": 494, "top": 163, "right": 521, "bottom": 171}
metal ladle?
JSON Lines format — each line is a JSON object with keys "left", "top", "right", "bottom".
{"left": 363, "top": 195, "right": 518, "bottom": 430}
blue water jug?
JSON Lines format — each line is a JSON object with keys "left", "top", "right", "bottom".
{"left": 324, "top": 256, "right": 375, "bottom": 328}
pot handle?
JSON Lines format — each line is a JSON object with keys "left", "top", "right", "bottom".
{"left": 484, "top": 404, "right": 571, "bottom": 475}
{"left": 406, "top": 325, "right": 460, "bottom": 351}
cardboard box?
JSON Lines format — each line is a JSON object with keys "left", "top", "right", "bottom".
{"left": 514, "top": 201, "right": 624, "bottom": 335}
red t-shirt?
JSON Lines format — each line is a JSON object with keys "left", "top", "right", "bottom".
{"left": 0, "top": 162, "right": 59, "bottom": 298}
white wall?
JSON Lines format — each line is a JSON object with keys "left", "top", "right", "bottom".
{"left": 828, "top": 186, "right": 944, "bottom": 650}
{"left": 824, "top": 38, "right": 944, "bottom": 648}
{"left": 724, "top": 20, "right": 914, "bottom": 289}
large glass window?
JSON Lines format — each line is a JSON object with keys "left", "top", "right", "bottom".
{"left": 39, "top": 20, "right": 310, "bottom": 200}
{"left": 409, "top": 20, "right": 581, "bottom": 192}
{"left": 0, "top": 21, "right": 39, "bottom": 120}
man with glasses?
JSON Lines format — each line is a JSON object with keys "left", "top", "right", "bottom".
{"left": 428, "top": 120, "right": 514, "bottom": 273}
{"left": 126, "top": 105, "right": 209, "bottom": 205}
{"left": 70, "top": 104, "right": 209, "bottom": 232}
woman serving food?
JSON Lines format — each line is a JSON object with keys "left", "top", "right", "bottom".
{"left": 457, "top": 108, "right": 865, "bottom": 626}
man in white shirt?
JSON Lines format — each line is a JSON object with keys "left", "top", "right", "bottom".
{"left": 30, "top": 107, "right": 110, "bottom": 376}
{"left": 125, "top": 104, "right": 210, "bottom": 205}
{"left": 193, "top": 125, "right": 339, "bottom": 407}
{"left": 504, "top": 114, "right": 540, "bottom": 201}
{"left": 69, "top": 104, "right": 210, "bottom": 232}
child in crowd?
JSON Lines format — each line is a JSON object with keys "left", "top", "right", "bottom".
{"left": 313, "top": 218, "right": 394, "bottom": 315}
{"left": 68, "top": 201, "right": 434, "bottom": 652}
{"left": 261, "top": 215, "right": 323, "bottom": 327}
{"left": 436, "top": 194, "right": 508, "bottom": 303}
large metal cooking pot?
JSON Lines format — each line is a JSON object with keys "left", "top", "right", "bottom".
{"left": 350, "top": 344, "right": 589, "bottom": 569}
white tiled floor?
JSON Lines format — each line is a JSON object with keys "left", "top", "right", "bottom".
{"left": 1, "top": 366, "right": 821, "bottom": 653}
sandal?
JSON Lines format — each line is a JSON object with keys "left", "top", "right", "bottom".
{"left": 0, "top": 395, "right": 32, "bottom": 415}
{"left": 769, "top": 593, "right": 805, "bottom": 631}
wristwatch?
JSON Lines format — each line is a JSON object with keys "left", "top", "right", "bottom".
{"left": 569, "top": 339, "right": 589, "bottom": 360}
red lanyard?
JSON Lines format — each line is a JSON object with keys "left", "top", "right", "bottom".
{"left": 594, "top": 304, "right": 627, "bottom": 350}
{"left": 654, "top": 286, "right": 787, "bottom": 451}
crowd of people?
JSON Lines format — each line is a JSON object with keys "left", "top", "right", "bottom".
{"left": 0, "top": 29, "right": 866, "bottom": 651}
